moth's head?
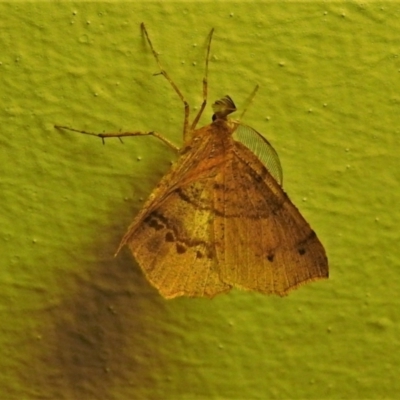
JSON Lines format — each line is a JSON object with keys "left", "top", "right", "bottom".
{"left": 212, "top": 95, "right": 237, "bottom": 121}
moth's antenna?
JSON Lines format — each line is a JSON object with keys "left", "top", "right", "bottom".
{"left": 190, "top": 28, "right": 214, "bottom": 131}
{"left": 239, "top": 85, "right": 259, "bottom": 121}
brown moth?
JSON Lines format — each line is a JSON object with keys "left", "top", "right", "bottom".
{"left": 56, "top": 23, "right": 328, "bottom": 299}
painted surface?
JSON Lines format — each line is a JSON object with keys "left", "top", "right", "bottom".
{"left": 1, "top": 2, "right": 399, "bottom": 399}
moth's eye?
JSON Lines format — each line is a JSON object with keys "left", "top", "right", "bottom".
{"left": 212, "top": 114, "right": 217, "bottom": 122}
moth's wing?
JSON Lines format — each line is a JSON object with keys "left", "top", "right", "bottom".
{"left": 125, "top": 177, "right": 232, "bottom": 298}
{"left": 117, "top": 127, "right": 220, "bottom": 254}
{"left": 214, "top": 141, "right": 328, "bottom": 295}
{"left": 233, "top": 123, "right": 283, "bottom": 185}
{"left": 119, "top": 128, "right": 232, "bottom": 299}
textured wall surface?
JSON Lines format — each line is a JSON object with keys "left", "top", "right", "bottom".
{"left": 1, "top": 2, "right": 399, "bottom": 399}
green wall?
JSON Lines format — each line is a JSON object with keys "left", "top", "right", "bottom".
{"left": 1, "top": 1, "right": 399, "bottom": 399}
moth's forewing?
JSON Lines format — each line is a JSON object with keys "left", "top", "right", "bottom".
{"left": 119, "top": 124, "right": 232, "bottom": 298}
{"left": 213, "top": 138, "right": 328, "bottom": 295}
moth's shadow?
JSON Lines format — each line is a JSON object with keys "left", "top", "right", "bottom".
{"left": 48, "top": 213, "right": 167, "bottom": 398}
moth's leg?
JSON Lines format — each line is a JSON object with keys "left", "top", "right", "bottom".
{"left": 54, "top": 125, "right": 179, "bottom": 152}
{"left": 190, "top": 28, "right": 214, "bottom": 132}
{"left": 141, "top": 23, "right": 190, "bottom": 141}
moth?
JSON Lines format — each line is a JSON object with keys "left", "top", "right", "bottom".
{"left": 56, "top": 23, "right": 328, "bottom": 299}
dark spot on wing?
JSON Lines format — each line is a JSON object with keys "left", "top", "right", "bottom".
{"left": 165, "top": 232, "right": 174, "bottom": 242}
{"left": 176, "top": 243, "right": 186, "bottom": 254}
{"left": 145, "top": 215, "right": 164, "bottom": 231}
{"left": 298, "top": 248, "right": 306, "bottom": 256}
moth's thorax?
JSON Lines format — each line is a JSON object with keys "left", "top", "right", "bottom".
{"left": 191, "top": 118, "right": 237, "bottom": 141}
{"left": 180, "top": 118, "right": 237, "bottom": 164}
{"left": 211, "top": 118, "right": 238, "bottom": 135}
